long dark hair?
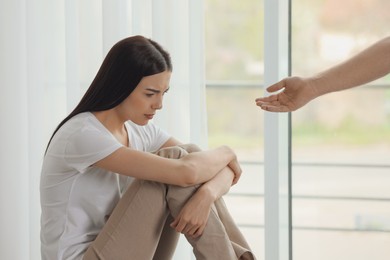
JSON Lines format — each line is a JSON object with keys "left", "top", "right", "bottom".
{"left": 45, "top": 35, "right": 172, "bottom": 153}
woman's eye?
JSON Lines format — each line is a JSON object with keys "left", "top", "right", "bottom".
{"left": 145, "top": 93, "right": 154, "bottom": 97}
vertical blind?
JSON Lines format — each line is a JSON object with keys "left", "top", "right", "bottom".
{"left": 0, "top": 0, "right": 206, "bottom": 259}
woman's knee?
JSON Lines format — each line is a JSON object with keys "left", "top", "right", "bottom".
{"left": 154, "top": 146, "right": 189, "bottom": 159}
{"left": 178, "top": 143, "right": 202, "bottom": 153}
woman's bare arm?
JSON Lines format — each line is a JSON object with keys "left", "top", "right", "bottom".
{"left": 162, "top": 142, "right": 237, "bottom": 237}
{"left": 94, "top": 144, "right": 239, "bottom": 187}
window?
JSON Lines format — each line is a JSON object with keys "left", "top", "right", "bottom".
{"left": 205, "top": 0, "right": 265, "bottom": 258}
{"left": 291, "top": 1, "right": 390, "bottom": 259}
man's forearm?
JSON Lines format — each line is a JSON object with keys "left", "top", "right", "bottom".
{"left": 312, "top": 36, "right": 390, "bottom": 96}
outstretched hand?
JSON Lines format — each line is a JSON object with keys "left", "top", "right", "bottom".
{"left": 255, "top": 76, "right": 317, "bottom": 112}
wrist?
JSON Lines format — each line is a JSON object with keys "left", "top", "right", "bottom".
{"left": 198, "top": 185, "right": 218, "bottom": 203}
{"left": 307, "top": 76, "right": 327, "bottom": 98}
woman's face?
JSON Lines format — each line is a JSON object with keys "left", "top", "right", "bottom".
{"left": 119, "top": 70, "right": 171, "bottom": 125}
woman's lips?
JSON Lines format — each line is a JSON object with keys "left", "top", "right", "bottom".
{"left": 145, "top": 114, "right": 154, "bottom": 119}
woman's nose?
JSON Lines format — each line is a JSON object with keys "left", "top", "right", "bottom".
{"left": 153, "top": 97, "right": 163, "bottom": 110}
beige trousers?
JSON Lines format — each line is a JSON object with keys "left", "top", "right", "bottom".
{"left": 83, "top": 144, "right": 255, "bottom": 260}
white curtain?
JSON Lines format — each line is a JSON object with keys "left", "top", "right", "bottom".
{"left": 0, "top": 0, "right": 206, "bottom": 259}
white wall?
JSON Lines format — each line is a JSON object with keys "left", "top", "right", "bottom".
{"left": 0, "top": 0, "right": 205, "bottom": 259}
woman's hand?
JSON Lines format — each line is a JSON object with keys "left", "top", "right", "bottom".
{"left": 170, "top": 187, "right": 214, "bottom": 238}
{"left": 228, "top": 157, "right": 242, "bottom": 185}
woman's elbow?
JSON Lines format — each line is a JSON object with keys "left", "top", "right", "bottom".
{"left": 177, "top": 162, "right": 198, "bottom": 187}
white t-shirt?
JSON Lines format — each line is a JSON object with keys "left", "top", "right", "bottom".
{"left": 40, "top": 112, "right": 170, "bottom": 260}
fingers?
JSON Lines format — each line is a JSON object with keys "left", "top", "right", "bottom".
{"left": 187, "top": 224, "right": 205, "bottom": 238}
{"left": 256, "top": 97, "right": 290, "bottom": 112}
{"left": 258, "top": 104, "right": 290, "bottom": 112}
{"left": 170, "top": 217, "right": 205, "bottom": 238}
{"left": 228, "top": 159, "right": 242, "bottom": 185}
{"left": 255, "top": 93, "right": 278, "bottom": 103}
{"left": 255, "top": 79, "right": 287, "bottom": 108}
{"left": 170, "top": 215, "right": 191, "bottom": 233}
{"left": 266, "top": 79, "right": 286, "bottom": 93}
{"left": 232, "top": 170, "right": 241, "bottom": 185}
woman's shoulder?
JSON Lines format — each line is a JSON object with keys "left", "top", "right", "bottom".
{"left": 62, "top": 112, "right": 110, "bottom": 135}
{"left": 51, "top": 112, "right": 116, "bottom": 149}
{"left": 49, "top": 112, "right": 122, "bottom": 163}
